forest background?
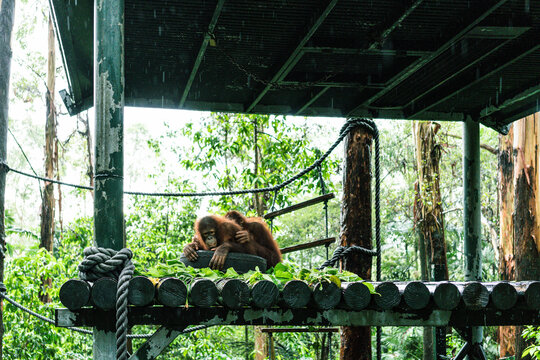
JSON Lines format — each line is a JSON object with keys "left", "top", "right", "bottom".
{"left": 1, "top": 0, "right": 536, "bottom": 359}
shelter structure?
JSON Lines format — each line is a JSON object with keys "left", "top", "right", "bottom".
{"left": 45, "top": 0, "right": 540, "bottom": 359}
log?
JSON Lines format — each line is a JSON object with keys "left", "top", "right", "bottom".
{"left": 59, "top": 279, "right": 91, "bottom": 310}
{"left": 280, "top": 280, "right": 311, "bottom": 308}
{"left": 341, "top": 282, "right": 371, "bottom": 310}
{"left": 251, "top": 280, "right": 279, "bottom": 308}
{"left": 216, "top": 278, "right": 250, "bottom": 309}
{"left": 128, "top": 276, "right": 155, "bottom": 307}
{"left": 91, "top": 277, "right": 117, "bottom": 311}
{"left": 524, "top": 281, "right": 540, "bottom": 310}
{"left": 189, "top": 278, "right": 218, "bottom": 308}
{"left": 490, "top": 282, "right": 517, "bottom": 310}
{"left": 399, "top": 281, "right": 430, "bottom": 310}
{"left": 462, "top": 282, "right": 489, "bottom": 309}
{"left": 312, "top": 282, "right": 341, "bottom": 310}
{"left": 156, "top": 277, "right": 187, "bottom": 307}
{"left": 374, "top": 282, "right": 401, "bottom": 310}
{"left": 433, "top": 282, "right": 461, "bottom": 310}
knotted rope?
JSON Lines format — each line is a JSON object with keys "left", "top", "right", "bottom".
{"left": 79, "top": 247, "right": 134, "bottom": 360}
{"left": 318, "top": 245, "right": 377, "bottom": 270}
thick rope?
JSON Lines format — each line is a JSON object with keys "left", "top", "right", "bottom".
{"left": 78, "top": 247, "right": 133, "bottom": 360}
{"left": 1, "top": 118, "right": 372, "bottom": 197}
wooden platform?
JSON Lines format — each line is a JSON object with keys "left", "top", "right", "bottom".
{"left": 56, "top": 280, "right": 540, "bottom": 328}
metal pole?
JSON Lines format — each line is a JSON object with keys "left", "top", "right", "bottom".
{"left": 463, "top": 116, "right": 483, "bottom": 358}
{"left": 93, "top": 0, "right": 125, "bottom": 358}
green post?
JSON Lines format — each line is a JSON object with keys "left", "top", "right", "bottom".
{"left": 93, "top": 0, "right": 124, "bottom": 358}
{"left": 463, "top": 116, "right": 483, "bottom": 358}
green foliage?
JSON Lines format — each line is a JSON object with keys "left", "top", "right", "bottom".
{"left": 139, "top": 260, "right": 376, "bottom": 295}
{"left": 178, "top": 113, "right": 341, "bottom": 214}
{"left": 523, "top": 326, "right": 540, "bottom": 359}
{"left": 3, "top": 247, "right": 91, "bottom": 359}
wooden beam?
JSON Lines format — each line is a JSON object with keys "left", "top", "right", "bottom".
{"left": 347, "top": 0, "right": 511, "bottom": 115}
{"left": 407, "top": 42, "right": 540, "bottom": 119}
{"left": 129, "top": 326, "right": 185, "bottom": 360}
{"left": 402, "top": 37, "right": 514, "bottom": 112}
{"left": 295, "top": 86, "right": 331, "bottom": 115}
{"left": 245, "top": 0, "right": 338, "bottom": 112}
{"left": 260, "top": 328, "right": 339, "bottom": 333}
{"left": 280, "top": 237, "right": 335, "bottom": 254}
{"left": 56, "top": 307, "right": 540, "bottom": 328}
{"left": 264, "top": 193, "right": 335, "bottom": 219}
{"left": 302, "top": 47, "right": 431, "bottom": 57}
{"left": 368, "top": 0, "right": 425, "bottom": 50}
{"left": 179, "top": 0, "right": 225, "bottom": 107}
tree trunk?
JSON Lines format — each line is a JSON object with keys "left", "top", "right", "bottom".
{"left": 340, "top": 125, "right": 372, "bottom": 360}
{"left": 498, "top": 125, "right": 515, "bottom": 358}
{"left": 512, "top": 114, "right": 540, "bottom": 359}
{"left": 413, "top": 121, "right": 449, "bottom": 360}
{"left": 0, "top": 0, "right": 16, "bottom": 358}
{"left": 39, "top": 15, "right": 56, "bottom": 303}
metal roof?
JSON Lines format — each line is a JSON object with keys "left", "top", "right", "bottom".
{"left": 51, "top": 0, "right": 540, "bottom": 133}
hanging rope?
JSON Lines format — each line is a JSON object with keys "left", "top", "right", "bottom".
{"left": 78, "top": 247, "right": 134, "bottom": 360}
{"left": 1, "top": 118, "right": 372, "bottom": 197}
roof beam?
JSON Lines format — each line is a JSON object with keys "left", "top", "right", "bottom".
{"left": 402, "top": 37, "right": 515, "bottom": 112}
{"left": 280, "top": 81, "right": 385, "bottom": 89}
{"left": 407, "top": 42, "right": 540, "bottom": 119}
{"left": 295, "top": 86, "right": 331, "bottom": 115}
{"left": 245, "top": 0, "right": 338, "bottom": 113}
{"left": 179, "top": 0, "right": 225, "bottom": 108}
{"left": 347, "top": 0, "right": 511, "bottom": 116}
{"left": 480, "top": 82, "right": 540, "bottom": 118}
{"left": 302, "top": 47, "right": 431, "bottom": 57}
{"left": 368, "top": 0, "right": 425, "bottom": 50}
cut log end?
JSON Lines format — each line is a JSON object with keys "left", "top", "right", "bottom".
{"left": 433, "top": 282, "right": 460, "bottom": 310}
{"left": 403, "top": 281, "right": 430, "bottom": 310}
{"left": 313, "top": 282, "right": 341, "bottom": 310}
{"left": 251, "top": 280, "right": 279, "bottom": 308}
{"left": 463, "top": 282, "right": 489, "bottom": 309}
{"left": 342, "top": 282, "right": 371, "bottom": 310}
{"left": 281, "top": 280, "right": 311, "bottom": 308}
{"left": 525, "top": 282, "right": 540, "bottom": 310}
{"left": 216, "top": 278, "right": 250, "bottom": 309}
{"left": 374, "top": 282, "right": 400, "bottom": 310}
{"left": 128, "top": 276, "right": 155, "bottom": 307}
{"left": 157, "top": 277, "right": 187, "bottom": 307}
{"left": 59, "top": 279, "right": 90, "bottom": 310}
{"left": 189, "top": 278, "right": 218, "bottom": 308}
{"left": 91, "top": 277, "right": 117, "bottom": 311}
{"left": 491, "top": 282, "right": 517, "bottom": 310}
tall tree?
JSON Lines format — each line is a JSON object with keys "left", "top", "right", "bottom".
{"left": 0, "top": 0, "right": 16, "bottom": 357}
{"left": 512, "top": 114, "right": 540, "bottom": 358}
{"left": 498, "top": 124, "right": 515, "bottom": 357}
{"left": 38, "top": 14, "right": 56, "bottom": 302}
{"left": 413, "top": 121, "right": 449, "bottom": 359}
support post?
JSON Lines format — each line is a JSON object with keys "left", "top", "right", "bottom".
{"left": 93, "top": 0, "right": 125, "bottom": 358}
{"left": 463, "top": 116, "right": 483, "bottom": 358}
{"left": 340, "top": 124, "right": 372, "bottom": 360}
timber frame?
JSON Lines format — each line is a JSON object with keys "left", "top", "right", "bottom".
{"left": 42, "top": 0, "right": 540, "bottom": 359}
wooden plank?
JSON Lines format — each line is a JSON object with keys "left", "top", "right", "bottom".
{"left": 260, "top": 328, "right": 339, "bottom": 333}
{"left": 280, "top": 237, "right": 335, "bottom": 254}
{"left": 264, "top": 193, "right": 335, "bottom": 219}
{"left": 129, "top": 326, "right": 185, "bottom": 360}
{"left": 55, "top": 307, "right": 540, "bottom": 328}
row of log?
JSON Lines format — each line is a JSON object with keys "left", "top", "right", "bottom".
{"left": 59, "top": 278, "right": 540, "bottom": 312}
